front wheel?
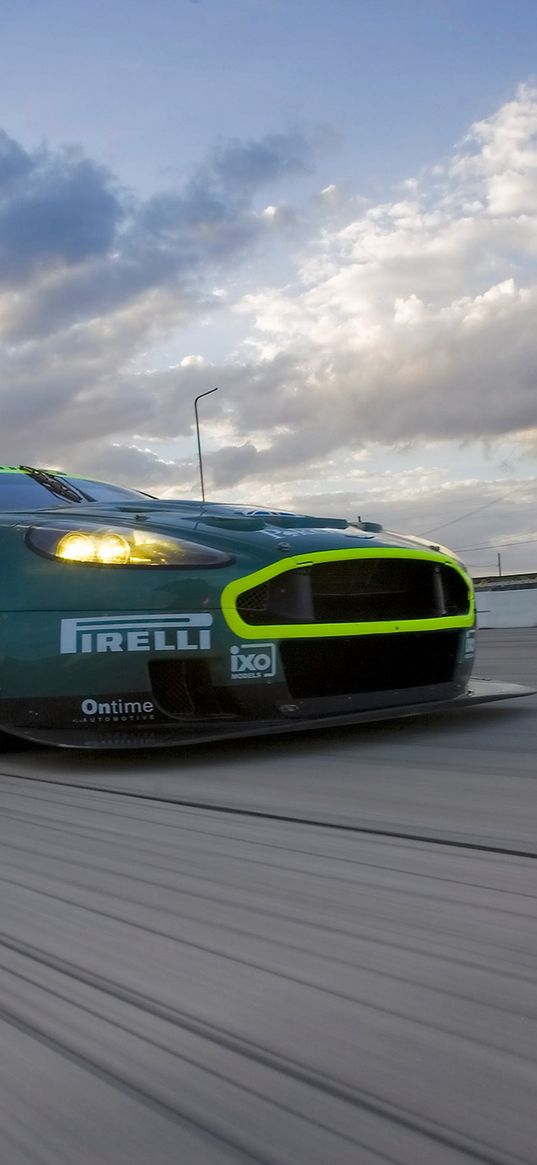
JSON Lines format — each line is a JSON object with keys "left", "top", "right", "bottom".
{"left": 0, "top": 729, "right": 30, "bottom": 751}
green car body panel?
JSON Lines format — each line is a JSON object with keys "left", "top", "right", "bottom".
{"left": 0, "top": 467, "right": 532, "bottom": 748}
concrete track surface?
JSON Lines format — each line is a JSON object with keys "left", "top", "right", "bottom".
{"left": 0, "top": 629, "right": 536, "bottom": 1164}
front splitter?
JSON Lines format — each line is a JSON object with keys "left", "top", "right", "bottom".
{"left": 2, "top": 678, "right": 534, "bottom": 750}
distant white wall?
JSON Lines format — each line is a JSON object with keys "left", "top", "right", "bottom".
{"left": 476, "top": 587, "right": 537, "bottom": 628}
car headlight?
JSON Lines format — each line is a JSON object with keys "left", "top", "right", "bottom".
{"left": 26, "top": 524, "right": 232, "bottom": 567}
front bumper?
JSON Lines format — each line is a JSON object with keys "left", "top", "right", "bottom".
{"left": 2, "top": 679, "right": 534, "bottom": 749}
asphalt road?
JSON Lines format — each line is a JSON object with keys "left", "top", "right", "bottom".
{"left": 0, "top": 629, "right": 536, "bottom": 1164}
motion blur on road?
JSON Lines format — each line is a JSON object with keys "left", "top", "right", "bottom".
{"left": 0, "top": 629, "right": 536, "bottom": 1164}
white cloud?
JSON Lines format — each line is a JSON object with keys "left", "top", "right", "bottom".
{"left": 180, "top": 354, "right": 209, "bottom": 367}
{"left": 217, "top": 85, "right": 537, "bottom": 475}
{"left": 2, "top": 88, "right": 537, "bottom": 566}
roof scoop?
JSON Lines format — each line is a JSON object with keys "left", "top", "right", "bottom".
{"left": 202, "top": 511, "right": 349, "bottom": 531}
{"left": 354, "top": 519, "right": 384, "bottom": 533}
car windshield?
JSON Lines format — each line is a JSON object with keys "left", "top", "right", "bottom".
{"left": 62, "top": 476, "right": 155, "bottom": 503}
{"left": 0, "top": 471, "right": 153, "bottom": 510}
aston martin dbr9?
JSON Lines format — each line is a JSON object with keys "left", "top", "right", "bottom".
{"left": 0, "top": 465, "right": 532, "bottom": 748}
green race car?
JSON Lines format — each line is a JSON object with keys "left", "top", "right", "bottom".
{"left": 0, "top": 465, "right": 532, "bottom": 748}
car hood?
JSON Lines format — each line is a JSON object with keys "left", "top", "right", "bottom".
{"left": 22, "top": 498, "right": 463, "bottom": 565}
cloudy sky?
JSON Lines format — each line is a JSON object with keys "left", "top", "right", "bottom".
{"left": 2, "top": 0, "right": 537, "bottom": 575}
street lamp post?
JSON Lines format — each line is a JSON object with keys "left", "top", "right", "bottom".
{"left": 194, "top": 386, "right": 219, "bottom": 503}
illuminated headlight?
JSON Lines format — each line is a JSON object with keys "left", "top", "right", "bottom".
{"left": 26, "top": 524, "right": 232, "bottom": 567}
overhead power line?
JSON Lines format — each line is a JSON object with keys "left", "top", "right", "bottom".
{"left": 454, "top": 534, "right": 537, "bottom": 553}
{"left": 419, "top": 484, "right": 529, "bottom": 537}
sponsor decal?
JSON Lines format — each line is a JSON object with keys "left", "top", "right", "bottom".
{"left": 60, "top": 613, "right": 212, "bottom": 655}
{"left": 230, "top": 642, "right": 276, "bottom": 679}
{"left": 78, "top": 697, "right": 156, "bottom": 723}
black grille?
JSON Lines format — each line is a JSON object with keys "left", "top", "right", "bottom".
{"left": 236, "top": 581, "right": 269, "bottom": 611}
{"left": 280, "top": 631, "right": 460, "bottom": 699}
{"left": 149, "top": 660, "right": 229, "bottom": 719}
{"left": 236, "top": 558, "right": 469, "bottom": 625}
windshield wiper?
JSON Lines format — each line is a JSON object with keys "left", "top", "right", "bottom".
{"left": 19, "top": 465, "right": 85, "bottom": 504}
